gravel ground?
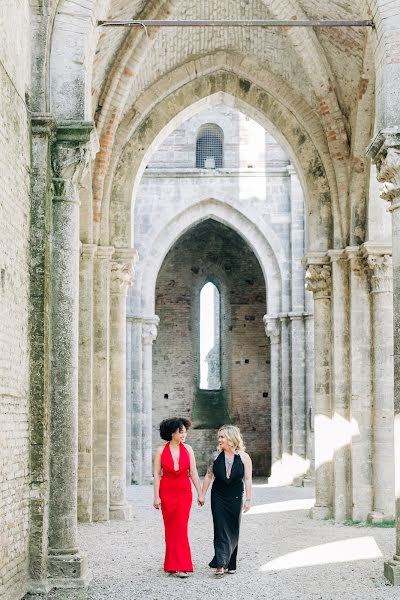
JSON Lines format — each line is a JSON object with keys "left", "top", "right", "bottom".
{"left": 27, "top": 482, "right": 398, "bottom": 600}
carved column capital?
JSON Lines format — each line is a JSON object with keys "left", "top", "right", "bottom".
{"left": 304, "top": 264, "right": 331, "bottom": 299}
{"left": 142, "top": 316, "right": 159, "bottom": 345}
{"left": 51, "top": 121, "right": 97, "bottom": 204}
{"left": 366, "top": 254, "right": 393, "bottom": 294}
{"left": 367, "top": 129, "right": 400, "bottom": 211}
{"left": 263, "top": 315, "right": 281, "bottom": 344}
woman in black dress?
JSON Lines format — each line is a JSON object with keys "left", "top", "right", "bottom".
{"left": 201, "top": 425, "right": 252, "bottom": 576}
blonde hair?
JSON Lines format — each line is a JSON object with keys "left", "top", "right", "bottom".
{"left": 217, "top": 425, "right": 246, "bottom": 452}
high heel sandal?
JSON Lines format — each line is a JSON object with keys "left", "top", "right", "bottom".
{"left": 176, "top": 571, "right": 189, "bottom": 578}
{"left": 215, "top": 567, "right": 225, "bottom": 577}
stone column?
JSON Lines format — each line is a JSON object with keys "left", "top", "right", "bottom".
{"left": 92, "top": 246, "right": 114, "bottom": 521}
{"left": 280, "top": 314, "right": 291, "bottom": 460}
{"left": 328, "top": 250, "right": 351, "bottom": 521}
{"left": 367, "top": 249, "right": 394, "bottom": 518}
{"left": 141, "top": 317, "right": 159, "bottom": 483}
{"left": 129, "top": 317, "right": 144, "bottom": 483}
{"left": 47, "top": 122, "right": 94, "bottom": 586}
{"left": 263, "top": 315, "right": 281, "bottom": 480}
{"left": 363, "top": 247, "right": 395, "bottom": 522}
{"left": 304, "top": 304, "right": 315, "bottom": 485}
{"left": 346, "top": 247, "right": 373, "bottom": 521}
{"left": 78, "top": 243, "right": 96, "bottom": 523}
{"left": 305, "top": 257, "right": 333, "bottom": 519}
{"left": 367, "top": 132, "right": 400, "bottom": 584}
{"left": 29, "top": 114, "right": 55, "bottom": 593}
{"left": 109, "top": 250, "right": 137, "bottom": 520}
{"left": 289, "top": 312, "right": 306, "bottom": 483}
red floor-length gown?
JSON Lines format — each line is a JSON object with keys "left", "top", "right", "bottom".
{"left": 159, "top": 442, "right": 193, "bottom": 572}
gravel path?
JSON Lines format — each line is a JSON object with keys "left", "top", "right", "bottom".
{"left": 27, "top": 483, "right": 397, "bottom": 600}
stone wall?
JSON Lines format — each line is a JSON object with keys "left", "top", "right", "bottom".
{"left": 153, "top": 220, "right": 270, "bottom": 476}
{"left": 0, "top": 3, "right": 31, "bottom": 599}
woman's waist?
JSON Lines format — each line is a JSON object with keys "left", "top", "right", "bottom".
{"left": 212, "top": 480, "right": 244, "bottom": 494}
{"left": 160, "top": 473, "right": 191, "bottom": 485}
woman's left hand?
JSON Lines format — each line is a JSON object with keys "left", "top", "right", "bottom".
{"left": 242, "top": 500, "right": 251, "bottom": 513}
{"left": 197, "top": 494, "right": 205, "bottom": 506}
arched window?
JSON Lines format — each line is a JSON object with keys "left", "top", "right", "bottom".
{"left": 196, "top": 124, "right": 224, "bottom": 169}
{"left": 200, "top": 282, "right": 221, "bottom": 390}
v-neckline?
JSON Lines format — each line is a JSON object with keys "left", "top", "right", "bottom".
{"left": 169, "top": 442, "right": 181, "bottom": 471}
{"left": 224, "top": 451, "right": 236, "bottom": 480}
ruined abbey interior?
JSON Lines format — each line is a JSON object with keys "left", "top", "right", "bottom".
{"left": 2, "top": 1, "right": 400, "bottom": 598}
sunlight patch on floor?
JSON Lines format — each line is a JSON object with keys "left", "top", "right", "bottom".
{"left": 244, "top": 498, "right": 315, "bottom": 515}
{"left": 260, "top": 537, "right": 382, "bottom": 572}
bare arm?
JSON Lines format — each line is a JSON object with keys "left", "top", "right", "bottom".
{"left": 186, "top": 444, "right": 204, "bottom": 504}
{"left": 153, "top": 446, "right": 163, "bottom": 509}
{"left": 201, "top": 453, "right": 216, "bottom": 497}
{"left": 242, "top": 452, "right": 253, "bottom": 513}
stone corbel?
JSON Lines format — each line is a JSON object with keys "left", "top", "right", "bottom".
{"left": 110, "top": 249, "right": 138, "bottom": 295}
{"left": 142, "top": 316, "right": 160, "bottom": 345}
{"left": 263, "top": 314, "right": 280, "bottom": 344}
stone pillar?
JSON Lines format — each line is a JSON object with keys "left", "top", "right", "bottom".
{"left": 141, "top": 317, "right": 159, "bottom": 483}
{"left": 367, "top": 132, "right": 400, "bottom": 584}
{"left": 263, "top": 315, "right": 281, "bottom": 480}
{"left": 363, "top": 247, "right": 395, "bottom": 522}
{"left": 289, "top": 312, "right": 307, "bottom": 483}
{"left": 78, "top": 243, "right": 96, "bottom": 523}
{"left": 129, "top": 317, "right": 144, "bottom": 483}
{"left": 328, "top": 250, "right": 352, "bottom": 521}
{"left": 47, "top": 122, "right": 94, "bottom": 587}
{"left": 92, "top": 246, "right": 114, "bottom": 521}
{"left": 109, "top": 250, "right": 137, "bottom": 520}
{"left": 29, "top": 114, "right": 55, "bottom": 593}
{"left": 280, "top": 314, "right": 291, "bottom": 460}
{"left": 305, "top": 257, "right": 333, "bottom": 519}
{"left": 346, "top": 247, "right": 373, "bottom": 521}
{"left": 304, "top": 303, "right": 315, "bottom": 485}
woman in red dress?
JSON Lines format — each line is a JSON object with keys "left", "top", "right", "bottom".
{"left": 153, "top": 417, "right": 204, "bottom": 578}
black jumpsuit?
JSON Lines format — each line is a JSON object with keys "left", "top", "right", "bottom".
{"left": 209, "top": 451, "right": 244, "bottom": 571}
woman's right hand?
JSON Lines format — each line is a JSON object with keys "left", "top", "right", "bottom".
{"left": 153, "top": 497, "right": 161, "bottom": 509}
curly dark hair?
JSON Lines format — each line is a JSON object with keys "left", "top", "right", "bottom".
{"left": 159, "top": 417, "right": 192, "bottom": 441}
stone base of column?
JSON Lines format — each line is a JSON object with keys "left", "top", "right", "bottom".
{"left": 368, "top": 510, "right": 395, "bottom": 525}
{"left": 109, "top": 504, "right": 132, "bottom": 520}
{"left": 292, "top": 476, "right": 305, "bottom": 487}
{"left": 28, "top": 579, "right": 53, "bottom": 594}
{"left": 310, "top": 504, "right": 332, "bottom": 520}
{"left": 48, "top": 552, "right": 91, "bottom": 589}
{"left": 302, "top": 476, "right": 315, "bottom": 488}
{"left": 384, "top": 556, "right": 400, "bottom": 585}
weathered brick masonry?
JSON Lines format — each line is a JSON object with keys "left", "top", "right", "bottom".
{"left": 0, "top": 2, "right": 31, "bottom": 598}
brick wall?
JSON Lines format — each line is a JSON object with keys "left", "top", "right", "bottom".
{"left": 153, "top": 219, "right": 270, "bottom": 476}
{"left": 0, "top": 3, "right": 31, "bottom": 599}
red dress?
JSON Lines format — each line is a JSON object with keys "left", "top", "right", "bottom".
{"left": 159, "top": 443, "right": 193, "bottom": 572}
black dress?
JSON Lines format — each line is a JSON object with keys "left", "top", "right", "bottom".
{"left": 209, "top": 451, "right": 244, "bottom": 570}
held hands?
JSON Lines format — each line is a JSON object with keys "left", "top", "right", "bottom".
{"left": 242, "top": 499, "right": 251, "bottom": 513}
{"left": 153, "top": 497, "right": 161, "bottom": 510}
{"left": 197, "top": 494, "right": 205, "bottom": 506}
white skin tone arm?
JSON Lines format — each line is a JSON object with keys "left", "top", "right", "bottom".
{"left": 201, "top": 454, "right": 215, "bottom": 497}
{"left": 153, "top": 446, "right": 163, "bottom": 509}
{"left": 242, "top": 452, "right": 253, "bottom": 513}
{"left": 185, "top": 444, "right": 204, "bottom": 505}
